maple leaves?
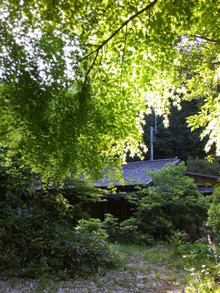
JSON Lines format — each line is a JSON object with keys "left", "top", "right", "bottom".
{"left": 0, "top": 0, "right": 219, "bottom": 178}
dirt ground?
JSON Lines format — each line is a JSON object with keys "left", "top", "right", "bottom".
{"left": 0, "top": 256, "right": 186, "bottom": 293}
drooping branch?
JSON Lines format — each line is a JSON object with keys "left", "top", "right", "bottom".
{"left": 212, "top": 61, "right": 220, "bottom": 65}
{"left": 120, "top": 24, "right": 128, "bottom": 88}
{"left": 195, "top": 34, "right": 220, "bottom": 44}
{"left": 84, "top": 49, "right": 99, "bottom": 84}
{"left": 80, "top": 0, "right": 159, "bottom": 79}
{"left": 79, "top": 43, "right": 101, "bottom": 47}
{"left": 92, "top": 47, "right": 104, "bottom": 82}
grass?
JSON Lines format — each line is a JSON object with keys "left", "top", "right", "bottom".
{"left": 1, "top": 242, "right": 213, "bottom": 292}
{"left": 118, "top": 243, "right": 189, "bottom": 286}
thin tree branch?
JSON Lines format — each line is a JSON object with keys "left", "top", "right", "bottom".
{"left": 195, "top": 34, "right": 220, "bottom": 44}
{"left": 120, "top": 24, "right": 128, "bottom": 88}
{"left": 79, "top": 43, "right": 101, "bottom": 47}
{"left": 92, "top": 47, "right": 104, "bottom": 82}
{"left": 84, "top": 49, "right": 99, "bottom": 84}
{"left": 79, "top": 1, "right": 116, "bottom": 40}
{"left": 79, "top": 0, "right": 159, "bottom": 63}
{"left": 81, "top": 0, "right": 158, "bottom": 84}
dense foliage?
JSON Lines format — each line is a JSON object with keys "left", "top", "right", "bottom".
{"left": 0, "top": 0, "right": 219, "bottom": 179}
{"left": 135, "top": 163, "right": 210, "bottom": 240}
{"left": 0, "top": 192, "right": 119, "bottom": 277}
{"left": 101, "top": 163, "right": 210, "bottom": 244}
{"left": 0, "top": 154, "right": 118, "bottom": 277}
{"left": 207, "top": 180, "right": 220, "bottom": 235}
{"left": 0, "top": 1, "right": 219, "bottom": 283}
{"left": 143, "top": 101, "right": 208, "bottom": 161}
{"left": 186, "top": 156, "right": 220, "bottom": 176}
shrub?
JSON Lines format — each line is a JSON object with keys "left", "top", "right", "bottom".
{"left": 133, "top": 162, "right": 210, "bottom": 241}
{"left": 184, "top": 236, "right": 220, "bottom": 293}
{"left": 0, "top": 186, "right": 117, "bottom": 277}
{"left": 101, "top": 214, "right": 155, "bottom": 245}
{"left": 101, "top": 164, "right": 210, "bottom": 245}
{"left": 76, "top": 218, "right": 108, "bottom": 239}
{"left": 119, "top": 162, "right": 210, "bottom": 243}
{"left": 101, "top": 213, "right": 120, "bottom": 242}
{"left": 207, "top": 180, "right": 220, "bottom": 235}
{"left": 0, "top": 196, "right": 119, "bottom": 277}
{"left": 101, "top": 214, "right": 141, "bottom": 244}
{"left": 0, "top": 151, "right": 120, "bottom": 277}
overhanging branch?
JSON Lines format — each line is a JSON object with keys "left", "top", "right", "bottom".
{"left": 195, "top": 34, "right": 220, "bottom": 44}
{"left": 84, "top": 50, "right": 99, "bottom": 84}
{"left": 80, "top": 0, "right": 159, "bottom": 81}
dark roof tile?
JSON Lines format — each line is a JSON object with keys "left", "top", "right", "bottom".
{"left": 95, "top": 157, "right": 180, "bottom": 187}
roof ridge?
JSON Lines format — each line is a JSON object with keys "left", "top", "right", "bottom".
{"left": 123, "top": 157, "right": 179, "bottom": 165}
{"left": 184, "top": 171, "right": 220, "bottom": 179}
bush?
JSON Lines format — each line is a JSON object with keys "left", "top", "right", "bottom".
{"left": 100, "top": 164, "right": 210, "bottom": 245}
{"left": 207, "top": 180, "right": 220, "bottom": 235}
{"left": 101, "top": 214, "right": 155, "bottom": 245}
{"left": 133, "top": 162, "right": 210, "bottom": 241}
{"left": 75, "top": 218, "right": 108, "bottom": 239}
{"left": 101, "top": 213, "right": 120, "bottom": 242}
{"left": 115, "top": 162, "right": 210, "bottom": 244}
{"left": 101, "top": 214, "right": 141, "bottom": 244}
{"left": 184, "top": 236, "right": 220, "bottom": 293}
{"left": 0, "top": 151, "right": 120, "bottom": 277}
{"left": 0, "top": 193, "right": 119, "bottom": 278}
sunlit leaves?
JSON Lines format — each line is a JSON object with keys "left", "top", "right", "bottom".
{"left": 187, "top": 96, "right": 220, "bottom": 155}
{"left": 0, "top": 0, "right": 219, "bottom": 179}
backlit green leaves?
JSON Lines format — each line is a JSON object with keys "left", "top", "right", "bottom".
{"left": 0, "top": 0, "right": 219, "bottom": 179}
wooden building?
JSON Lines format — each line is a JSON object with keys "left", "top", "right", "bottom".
{"left": 184, "top": 171, "right": 219, "bottom": 195}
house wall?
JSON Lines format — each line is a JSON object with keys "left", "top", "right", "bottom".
{"left": 186, "top": 175, "right": 218, "bottom": 186}
{"left": 84, "top": 198, "right": 133, "bottom": 221}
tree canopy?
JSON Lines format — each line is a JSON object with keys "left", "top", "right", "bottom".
{"left": 0, "top": 0, "right": 219, "bottom": 179}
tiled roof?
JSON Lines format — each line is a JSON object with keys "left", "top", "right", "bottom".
{"left": 95, "top": 157, "right": 180, "bottom": 187}
{"left": 184, "top": 171, "right": 220, "bottom": 179}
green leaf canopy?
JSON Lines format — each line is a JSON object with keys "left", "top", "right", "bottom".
{"left": 0, "top": 0, "right": 219, "bottom": 178}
